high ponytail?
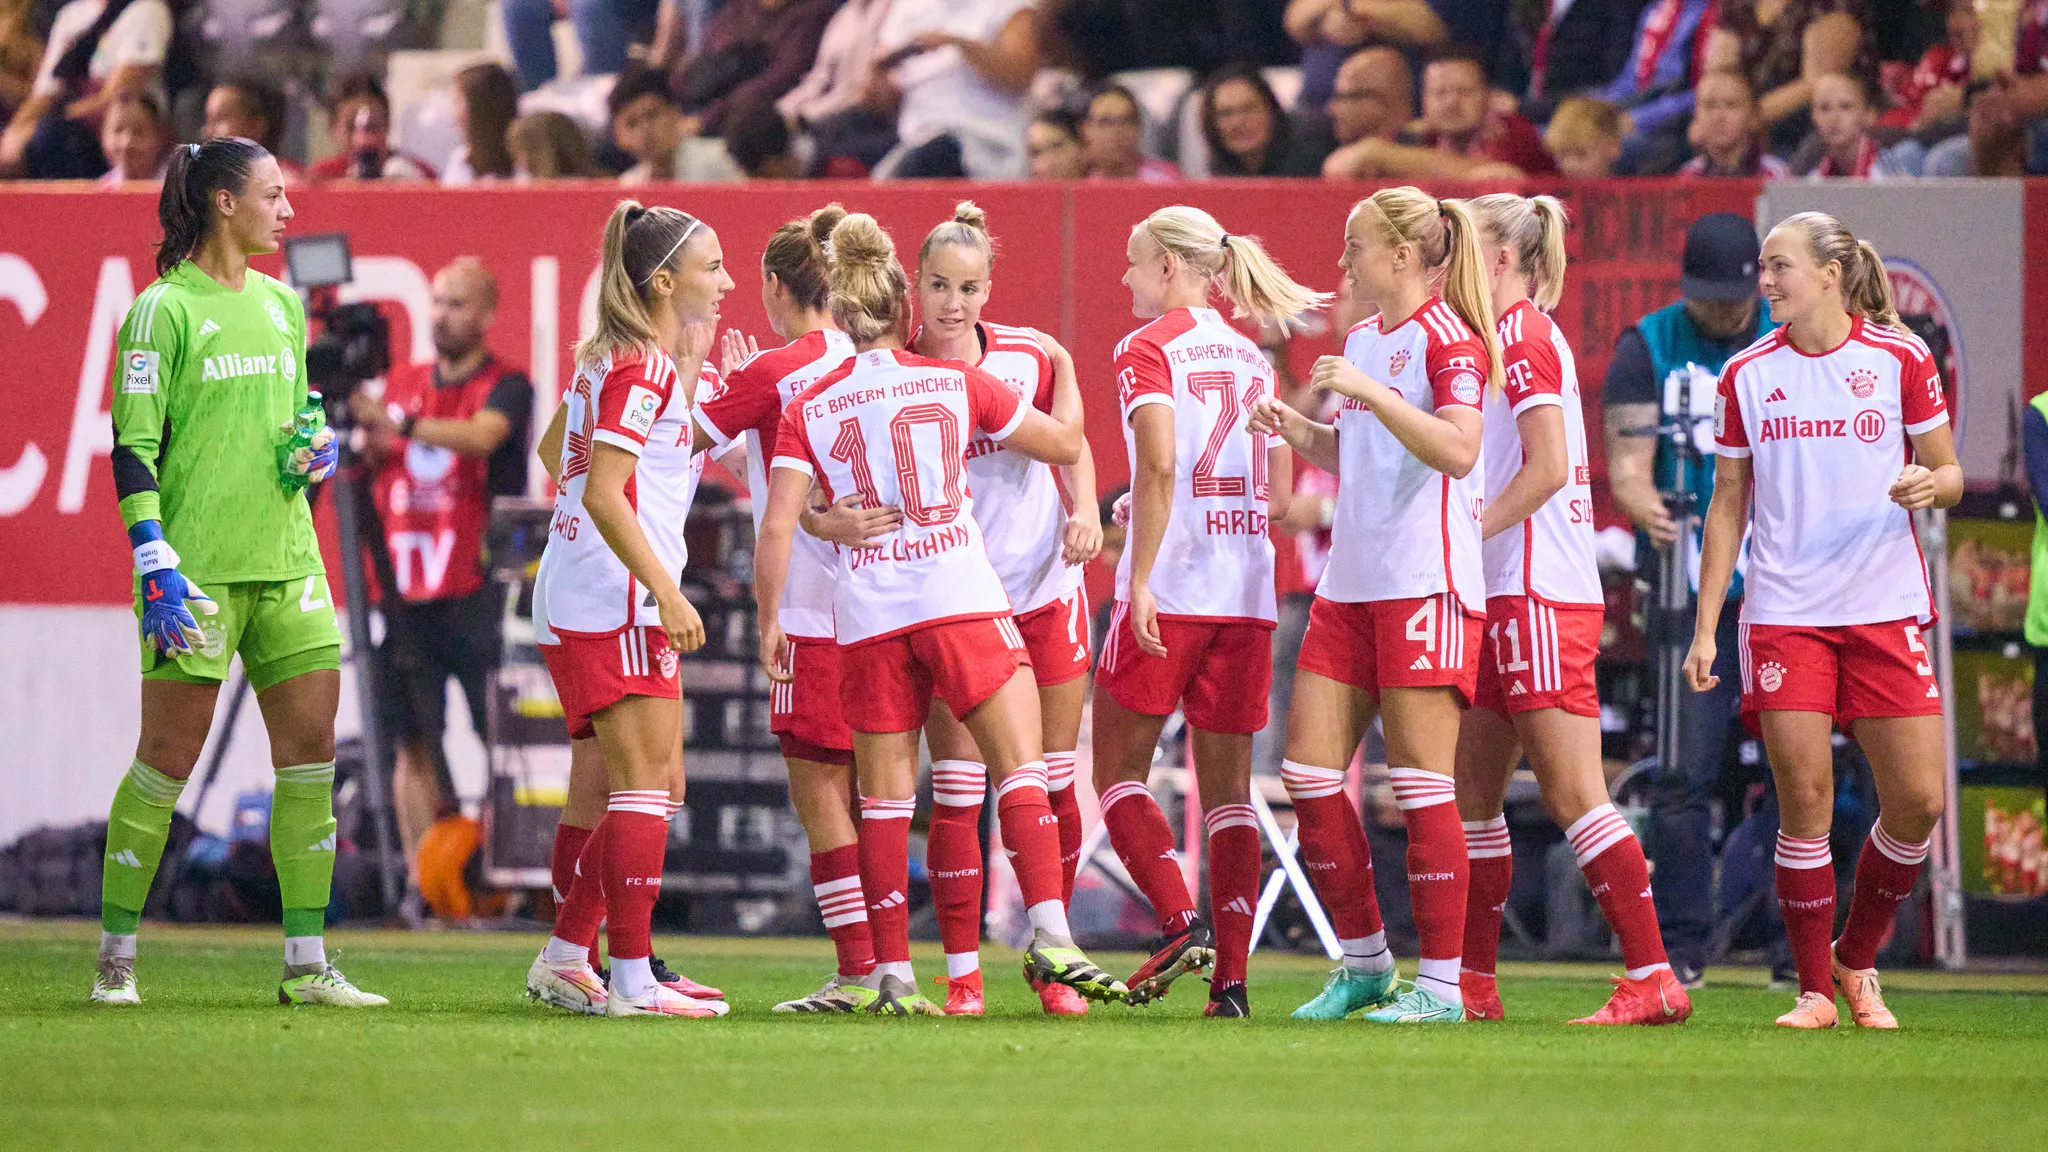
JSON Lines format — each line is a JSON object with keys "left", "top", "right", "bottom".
{"left": 762, "top": 201, "right": 845, "bottom": 312}
{"left": 1776, "top": 211, "right": 1902, "bottom": 331}
{"left": 576, "top": 199, "right": 702, "bottom": 365}
{"left": 919, "top": 200, "right": 996, "bottom": 269}
{"left": 1132, "top": 205, "right": 1331, "bottom": 330}
{"left": 825, "top": 212, "right": 909, "bottom": 345}
{"left": 155, "top": 137, "right": 270, "bottom": 276}
{"left": 1467, "top": 192, "right": 1571, "bottom": 312}
{"left": 1351, "top": 187, "right": 1504, "bottom": 388}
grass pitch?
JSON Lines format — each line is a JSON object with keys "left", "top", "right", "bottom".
{"left": 2, "top": 921, "right": 2044, "bottom": 1151}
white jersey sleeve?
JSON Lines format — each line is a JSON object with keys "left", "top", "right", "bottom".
{"left": 963, "top": 321, "right": 1083, "bottom": 616}
{"left": 1715, "top": 318, "right": 1947, "bottom": 626}
{"left": 1479, "top": 301, "right": 1602, "bottom": 605}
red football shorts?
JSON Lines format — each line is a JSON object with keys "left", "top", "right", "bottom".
{"left": 772, "top": 635, "right": 854, "bottom": 766}
{"left": 1297, "top": 593, "right": 1483, "bottom": 704}
{"left": 1471, "top": 596, "right": 1602, "bottom": 717}
{"left": 1738, "top": 617, "right": 1942, "bottom": 732}
{"left": 838, "top": 615, "right": 1030, "bottom": 734}
{"left": 1015, "top": 586, "right": 1092, "bottom": 687}
{"left": 539, "top": 626, "right": 679, "bottom": 741}
{"left": 1096, "top": 601, "right": 1273, "bottom": 734}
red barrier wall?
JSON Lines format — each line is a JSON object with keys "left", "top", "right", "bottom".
{"left": 0, "top": 178, "right": 1756, "bottom": 605}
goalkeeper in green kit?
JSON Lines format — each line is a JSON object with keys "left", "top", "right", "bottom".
{"left": 92, "top": 136, "right": 385, "bottom": 1007}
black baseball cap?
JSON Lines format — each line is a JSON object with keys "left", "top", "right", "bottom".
{"left": 1681, "top": 213, "right": 1761, "bottom": 302}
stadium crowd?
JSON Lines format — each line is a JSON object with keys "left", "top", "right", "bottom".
{"left": 2, "top": 0, "right": 2047, "bottom": 184}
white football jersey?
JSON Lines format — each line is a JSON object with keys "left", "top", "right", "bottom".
{"left": 772, "top": 348, "right": 1027, "bottom": 646}
{"left": 1111, "top": 307, "right": 1277, "bottom": 626}
{"left": 1481, "top": 301, "right": 1602, "bottom": 606}
{"left": 1714, "top": 317, "right": 1948, "bottom": 625}
{"left": 942, "top": 320, "right": 1082, "bottom": 616}
{"left": 535, "top": 348, "right": 709, "bottom": 640}
{"left": 1318, "top": 297, "right": 1488, "bottom": 608}
{"left": 694, "top": 328, "right": 857, "bottom": 640}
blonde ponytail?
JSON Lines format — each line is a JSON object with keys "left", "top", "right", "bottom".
{"left": 1351, "top": 188, "right": 1503, "bottom": 387}
{"left": 919, "top": 200, "right": 996, "bottom": 269}
{"left": 826, "top": 212, "right": 909, "bottom": 345}
{"left": 1133, "top": 205, "right": 1332, "bottom": 330}
{"left": 576, "top": 199, "right": 702, "bottom": 365}
{"left": 1776, "top": 211, "right": 1903, "bottom": 331}
{"left": 1467, "top": 192, "right": 1571, "bottom": 312}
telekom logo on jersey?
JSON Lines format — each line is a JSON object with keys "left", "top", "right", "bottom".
{"left": 1757, "top": 409, "right": 1888, "bottom": 445}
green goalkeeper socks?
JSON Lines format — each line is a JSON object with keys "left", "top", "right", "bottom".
{"left": 271, "top": 761, "right": 338, "bottom": 939}
{"left": 102, "top": 759, "right": 187, "bottom": 934}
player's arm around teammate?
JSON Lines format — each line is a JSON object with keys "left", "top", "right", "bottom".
{"left": 1246, "top": 188, "right": 1497, "bottom": 1024}
{"left": 1089, "top": 206, "right": 1319, "bottom": 1018}
{"left": 92, "top": 138, "right": 379, "bottom": 1008}
{"left": 1685, "top": 213, "right": 1960, "bottom": 1030}
{"left": 1447, "top": 194, "right": 1687, "bottom": 1025}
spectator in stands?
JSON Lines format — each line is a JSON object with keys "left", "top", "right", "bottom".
{"left": 1026, "top": 105, "right": 1087, "bottom": 178}
{"left": 0, "top": 0, "right": 170, "bottom": 178}
{"left": 1200, "top": 63, "right": 1323, "bottom": 176}
{"left": 1882, "top": 0, "right": 1973, "bottom": 137}
{"left": 607, "top": 65, "right": 686, "bottom": 183}
{"left": 777, "top": 0, "right": 889, "bottom": 132}
{"left": 1318, "top": 45, "right": 1414, "bottom": 177}
{"left": 508, "top": 109, "right": 596, "bottom": 179}
{"left": 1795, "top": 71, "right": 1909, "bottom": 177}
{"left": 0, "top": 0, "right": 45, "bottom": 124}
{"left": 1704, "top": 0, "right": 1871, "bottom": 154}
{"left": 1081, "top": 83, "right": 1180, "bottom": 180}
{"left": 1544, "top": 96, "right": 1625, "bottom": 177}
{"left": 648, "top": 0, "right": 837, "bottom": 139}
{"left": 95, "top": 86, "right": 166, "bottom": 185}
{"left": 1599, "top": 0, "right": 1718, "bottom": 158}
{"left": 443, "top": 62, "right": 518, "bottom": 184}
{"left": 723, "top": 96, "right": 802, "bottom": 177}
{"left": 1523, "top": 0, "right": 1657, "bottom": 111}
{"left": 1679, "top": 68, "right": 1791, "bottom": 177}
{"left": 868, "top": 0, "right": 1042, "bottom": 178}
{"left": 503, "top": 0, "right": 658, "bottom": 91}
{"left": 349, "top": 257, "right": 533, "bottom": 922}
{"left": 312, "top": 74, "right": 435, "bottom": 181}
{"left": 1942, "top": 0, "right": 2048, "bottom": 177}
{"left": 1325, "top": 46, "right": 1550, "bottom": 178}
{"left": 1282, "top": 0, "right": 1445, "bottom": 122}
{"left": 202, "top": 78, "right": 302, "bottom": 178}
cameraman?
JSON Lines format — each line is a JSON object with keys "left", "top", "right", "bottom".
{"left": 350, "top": 257, "right": 533, "bottom": 917}
{"left": 1600, "top": 214, "right": 1774, "bottom": 987}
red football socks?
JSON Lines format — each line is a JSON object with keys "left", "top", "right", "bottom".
{"left": 1282, "top": 760, "right": 1387, "bottom": 940}
{"left": 1391, "top": 768, "right": 1467, "bottom": 995}
{"left": 1046, "top": 752, "right": 1083, "bottom": 906}
{"left": 1835, "top": 821, "right": 1929, "bottom": 971}
{"left": 1775, "top": 832, "right": 1837, "bottom": 996}
{"left": 599, "top": 792, "right": 671, "bottom": 962}
{"left": 809, "top": 842, "right": 875, "bottom": 978}
{"left": 1205, "top": 804, "right": 1260, "bottom": 988}
{"left": 996, "top": 762, "right": 1065, "bottom": 912}
{"left": 858, "top": 796, "right": 915, "bottom": 965}
{"left": 1567, "top": 804, "right": 1669, "bottom": 975}
{"left": 1460, "top": 815, "right": 1512, "bottom": 978}
{"left": 928, "top": 759, "right": 987, "bottom": 960}
{"left": 1099, "top": 779, "right": 1196, "bottom": 932}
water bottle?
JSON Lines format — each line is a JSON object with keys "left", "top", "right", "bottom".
{"left": 279, "top": 391, "right": 329, "bottom": 494}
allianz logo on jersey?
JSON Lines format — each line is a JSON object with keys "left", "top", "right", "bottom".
{"left": 1757, "top": 409, "right": 1886, "bottom": 445}
{"left": 201, "top": 347, "right": 297, "bottom": 384}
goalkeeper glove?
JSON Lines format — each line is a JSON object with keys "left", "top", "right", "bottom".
{"left": 131, "top": 521, "right": 218, "bottom": 657}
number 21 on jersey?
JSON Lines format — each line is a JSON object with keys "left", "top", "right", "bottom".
{"left": 1187, "top": 371, "right": 1268, "bottom": 499}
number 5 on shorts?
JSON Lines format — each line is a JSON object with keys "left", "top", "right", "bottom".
{"left": 1905, "top": 624, "right": 1930, "bottom": 676}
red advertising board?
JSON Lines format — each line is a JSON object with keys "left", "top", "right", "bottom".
{"left": 0, "top": 178, "right": 1755, "bottom": 606}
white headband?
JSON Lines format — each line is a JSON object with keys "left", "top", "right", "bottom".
{"left": 636, "top": 216, "right": 702, "bottom": 286}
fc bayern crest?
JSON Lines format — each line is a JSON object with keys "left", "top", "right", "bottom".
{"left": 1387, "top": 349, "right": 1410, "bottom": 376}
{"left": 1883, "top": 257, "right": 1964, "bottom": 440}
{"left": 1846, "top": 368, "right": 1876, "bottom": 398}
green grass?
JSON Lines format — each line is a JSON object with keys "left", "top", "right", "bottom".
{"left": 2, "top": 922, "right": 2045, "bottom": 1151}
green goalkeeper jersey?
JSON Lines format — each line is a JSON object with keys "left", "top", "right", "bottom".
{"left": 111, "top": 260, "right": 323, "bottom": 585}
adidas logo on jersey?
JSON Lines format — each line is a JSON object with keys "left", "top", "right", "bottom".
{"left": 107, "top": 848, "right": 142, "bottom": 868}
{"left": 1410, "top": 655, "right": 1433, "bottom": 671}
{"left": 200, "top": 351, "right": 281, "bottom": 382}
{"left": 1764, "top": 387, "right": 1787, "bottom": 403}
{"left": 308, "top": 834, "right": 337, "bottom": 853}
{"left": 197, "top": 318, "right": 221, "bottom": 338}
{"left": 1219, "top": 897, "right": 1254, "bottom": 916}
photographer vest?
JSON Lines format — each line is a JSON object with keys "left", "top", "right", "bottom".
{"left": 370, "top": 355, "right": 518, "bottom": 602}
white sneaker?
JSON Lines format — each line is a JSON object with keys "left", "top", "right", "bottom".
{"left": 279, "top": 964, "right": 389, "bottom": 1006}
{"left": 604, "top": 979, "right": 728, "bottom": 1017}
{"left": 90, "top": 957, "right": 139, "bottom": 1005}
{"left": 526, "top": 953, "right": 608, "bottom": 1015}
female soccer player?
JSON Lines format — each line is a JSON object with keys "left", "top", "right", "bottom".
{"left": 1687, "top": 212, "right": 1960, "bottom": 1029}
{"left": 523, "top": 200, "right": 732, "bottom": 1018}
{"left": 1094, "top": 205, "right": 1320, "bottom": 1018}
{"left": 526, "top": 354, "right": 726, "bottom": 1014}
{"left": 94, "top": 138, "right": 381, "bottom": 1008}
{"left": 1249, "top": 186, "right": 1501, "bottom": 1024}
{"left": 907, "top": 203, "right": 1100, "bottom": 1016}
{"left": 1450, "top": 194, "right": 1688, "bottom": 1025}
{"left": 689, "top": 205, "right": 881, "bottom": 1014}
{"left": 754, "top": 212, "right": 1125, "bottom": 1016}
